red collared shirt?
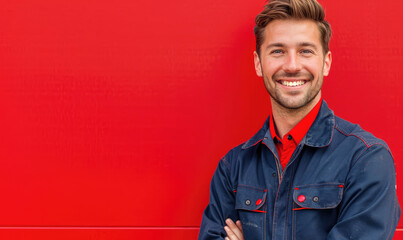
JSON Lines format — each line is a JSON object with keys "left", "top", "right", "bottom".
{"left": 269, "top": 99, "right": 322, "bottom": 170}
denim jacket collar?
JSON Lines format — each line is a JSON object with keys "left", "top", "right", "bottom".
{"left": 242, "top": 100, "right": 335, "bottom": 149}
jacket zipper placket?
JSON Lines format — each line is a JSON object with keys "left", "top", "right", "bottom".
{"left": 263, "top": 142, "right": 281, "bottom": 240}
{"left": 263, "top": 141, "right": 281, "bottom": 182}
{"left": 269, "top": 143, "right": 304, "bottom": 240}
{"left": 279, "top": 145, "right": 303, "bottom": 240}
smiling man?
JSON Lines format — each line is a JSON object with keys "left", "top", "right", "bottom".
{"left": 198, "top": 0, "right": 400, "bottom": 239}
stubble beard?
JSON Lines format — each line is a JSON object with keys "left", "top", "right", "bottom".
{"left": 264, "top": 72, "right": 323, "bottom": 111}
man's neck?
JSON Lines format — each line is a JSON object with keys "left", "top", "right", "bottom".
{"left": 271, "top": 95, "right": 321, "bottom": 139}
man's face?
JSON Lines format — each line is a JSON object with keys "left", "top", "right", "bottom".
{"left": 254, "top": 19, "right": 332, "bottom": 111}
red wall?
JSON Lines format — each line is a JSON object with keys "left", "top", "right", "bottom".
{"left": 0, "top": 0, "right": 402, "bottom": 239}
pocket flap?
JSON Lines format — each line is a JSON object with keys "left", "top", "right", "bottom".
{"left": 235, "top": 185, "right": 267, "bottom": 211}
{"left": 293, "top": 183, "right": 344, "bottom": 209}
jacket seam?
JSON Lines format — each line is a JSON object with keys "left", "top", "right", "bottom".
{"left": 221, "top": 156, "right": 231, "bottom": 175}
{"left": 352, "top": 144, "right": 393, "bottom": 170}
{"left": 221, "top": 152, "right": 236, "bottom": 193}
{"left": 294, "top": 183, "right": 344, "bottom": 188}
{"left": 335, "top": 126, "right": 390, "bottom": 151}
{"left": 335, "top": 126, "right": 383, "bottom": 172}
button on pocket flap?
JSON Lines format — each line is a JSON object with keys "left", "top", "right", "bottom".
{"left": 235, "top": 185, "right": 267, "bottom": 211}
{"left": 293, "top": 184, "right": 344, "bottom": 209}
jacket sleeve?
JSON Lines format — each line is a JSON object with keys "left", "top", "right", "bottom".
{"left": 198, "top": 152, "right": 239, "bottom": 240}
{"left": 327, "top": 144, "right": 401, "bottom": 240}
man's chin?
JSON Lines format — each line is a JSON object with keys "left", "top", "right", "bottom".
{"left": 272, "top": 97, "right": 304, "bottom": 109}
{"left": 272, "top": 96, "right": 317, "bottom": 111}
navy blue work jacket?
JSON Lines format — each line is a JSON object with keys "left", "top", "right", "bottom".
{"left": 199, "top": 101, "right": 400, "bottom": 240}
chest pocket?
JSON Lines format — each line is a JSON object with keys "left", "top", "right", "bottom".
{"left": 235, "top": 185, "right": 267, "bottom": 212}
{"left": 293, "top": 183, "right": 343, "bottom": 209}
{"left": 292, "top": 183, "right": 344, "bottom": 240}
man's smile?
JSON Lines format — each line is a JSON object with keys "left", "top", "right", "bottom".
{"left": 278, "top": 80, "right": 307, "bottom": 87}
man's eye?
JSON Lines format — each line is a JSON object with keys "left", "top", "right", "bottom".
{"left": 271, "top": 49, "right": 283, "bottom": 54}
{"left": 301, "top": 49, "right": 314, "bottom": 54}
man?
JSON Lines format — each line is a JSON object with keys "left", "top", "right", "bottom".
{"left": 198, "top": 0, "right": 401, "bottom": 239}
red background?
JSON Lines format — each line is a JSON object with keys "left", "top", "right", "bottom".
{"left": 0, "top": 0, "right": 402, "bottom": 239}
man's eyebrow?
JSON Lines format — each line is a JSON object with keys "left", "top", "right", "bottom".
{"left": 299, "top": 42, "right": 318, "bottom": 50}
{"left": 265, "top": 42, "right": 319, "bottom": 50}
{"left": 265, "top": 43, "right": 284, "bottom": 49}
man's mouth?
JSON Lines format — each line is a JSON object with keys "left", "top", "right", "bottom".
{"left": 279, "top": 80, "right": 306, "bottom": 87}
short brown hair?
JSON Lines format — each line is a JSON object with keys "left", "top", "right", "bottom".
{"left": 254, "top": 0, "right": 331, "bottom": 56}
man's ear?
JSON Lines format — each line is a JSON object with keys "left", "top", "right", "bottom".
{"left": 253, "top": 51, "right": 262, "bottom": 77}
{"left": 323, "top": 51, "right": 332, "bottom": 76}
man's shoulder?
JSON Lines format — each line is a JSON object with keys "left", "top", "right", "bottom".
{"left": 333, "top": 115, "right": 391, "bottom": 153}
{"left": 223, "top": 141, "right": 252, "bottom": 161}
{"left": 219, "top": 134, "right": 265, "bottom": 170}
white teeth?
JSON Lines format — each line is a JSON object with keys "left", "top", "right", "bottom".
{"left": 281, "top": 80, "right": 305, "bottom": 87}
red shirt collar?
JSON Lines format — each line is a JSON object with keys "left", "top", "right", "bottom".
{"left": 269, "top": 98, "right": 322, "bottom": 144}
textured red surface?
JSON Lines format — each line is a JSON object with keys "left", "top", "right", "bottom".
{"left": 0, "top": 228, "right": 199, "bottom": 239}
{"left": 0, "top": 0, "right": 402, "bottom": 238}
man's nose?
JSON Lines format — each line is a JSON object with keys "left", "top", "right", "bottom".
{"left": 282, "top": 53, "right": 301, "bottom": 72}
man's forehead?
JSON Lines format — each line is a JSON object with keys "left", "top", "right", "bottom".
{"left": 263, "top": 19, "right": 322, "bottom": 46}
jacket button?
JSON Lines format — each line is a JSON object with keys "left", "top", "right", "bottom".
{"left": 272, "top": 173, "right": 277, "bottom": 178}
{"left": 245, "top": 200, "right": 251, "bottom": 205}
{"left": 256, "top": 199, "right": 262, "bottom": 205}
{"left": 313, "top": 196, "right": 319, "bottom": 202}
{"left": 297, "top": 195, "right": 306, "bottom": 202}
